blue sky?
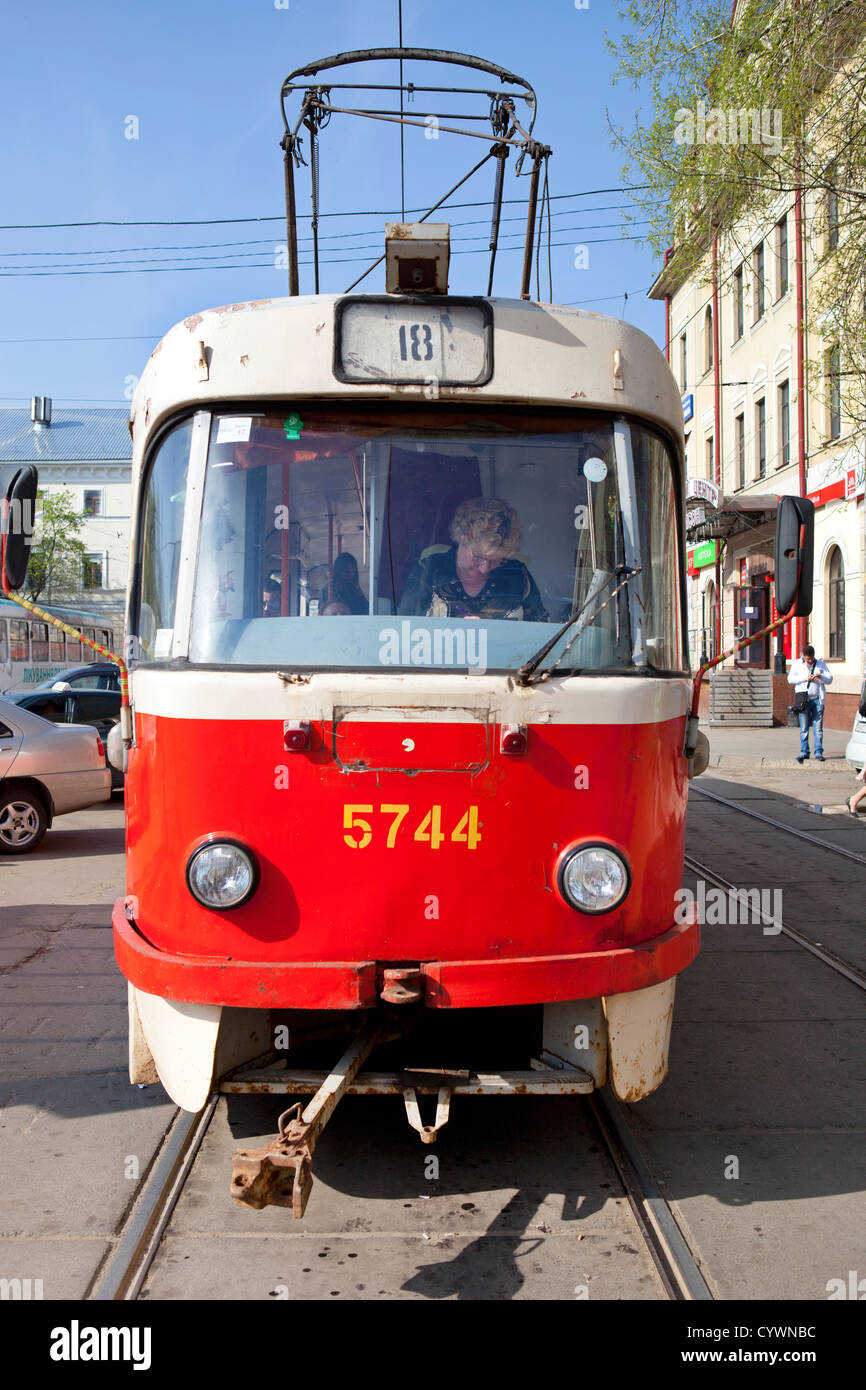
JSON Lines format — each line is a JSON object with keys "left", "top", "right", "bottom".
{"left": 0, "top": 0, "right": 665, "bottom": 409}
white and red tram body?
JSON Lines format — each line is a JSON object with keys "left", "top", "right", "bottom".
{"left": 115, "top": 292, "right": 699, "bottom": 1111}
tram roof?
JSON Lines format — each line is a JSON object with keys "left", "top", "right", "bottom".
{"left": 130, "top": 295, "right": 684, "bottom": 464}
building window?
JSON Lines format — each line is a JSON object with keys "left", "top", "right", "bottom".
{"left": 756, "top": 398, "right": 766, "bottom": 478}
{"left": 735, "top": 413, "right": 745, "bottom": 489}
{"left": 680, "top": 333, "right": 687, "bottom": 390}
{"left": 753, "top": 242, "right": 765, "bottom": 321}
{"left": 703, "top": 306, "right": 713, "bottom": 374}
{"left": 778, "top": 380, "right": 790, "bottom": 466}
{"left": 83, "top": 489, "right": 103, "bottom": 517}
{"left": 733, "top": 266, "right": 744, "bottom": 341}
{"left": 83, "top": 554, "right": 104, "bottom": 589}
{"left": 828, "top": 546, "right": 845, "bottom": 658}
{"left": 826, "top": 168, "right": 839, "bottom": 253}
{"left": 705, "top": 434, "right": 714, "bottom": 480}
{"left": 827, "top": 345, "right": 841, "bottom": 438}
{"left": 776, "top": 216, "right": 789, "bottom": 298}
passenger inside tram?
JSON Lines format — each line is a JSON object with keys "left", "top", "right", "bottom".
{"left": 320, "top": 595, "right": 353, "bottom": 616}
{"left": 319, "top": 553, "right": 367, "bottom": 615}
{"left": 262, "top": 577, "right": 282, "bottom": 616}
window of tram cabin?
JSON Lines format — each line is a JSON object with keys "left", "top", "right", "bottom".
{"left": 0, "top": 620, "right": 7, "bottom": 665}
{"left": 30, "top": 622, "right": 49, "bottom": 663}
{"left": 49, "top": 628, "right": 65, "bottom": 662}
{"left": 151, "top": 409, "right": 687, "bottom": 676}
{"left": 10, "top": 619, "right": 28, "bottom": 662}
{"left": 135, "top": 419, "right": 193, "bottom": 661}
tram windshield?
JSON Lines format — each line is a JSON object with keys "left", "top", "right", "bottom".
{"left": 136, "top": 407, "right": 683, "bottom": 674}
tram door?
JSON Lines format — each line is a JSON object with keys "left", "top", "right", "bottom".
{"left": 734, "top": 585, "right": 769, "bottom": 666}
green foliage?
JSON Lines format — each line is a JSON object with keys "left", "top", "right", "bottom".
{"left": 609, "top": 0, "right": 866, "bottom": 426}
{"left": 27, "top": 489, "right": 89, "bottom": 605}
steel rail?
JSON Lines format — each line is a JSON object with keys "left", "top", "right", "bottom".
{"left": 684, "top": 853, "right": 866, "bottom": 992}
{"left": 587, "top": 1089, "right": 713, "bottom": 1301}
{"left": 89, "top": 1096, "right": 218, "bottom": 1301}
{"left": 690, "top": 785, "right": 866, "bottom": 867}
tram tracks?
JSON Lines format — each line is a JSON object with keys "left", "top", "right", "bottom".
{"left": 89, "top": 1098, "right": 217, "bottom": 1301}
{"left": 88, "top": 1075, "right": 712, "bottom": 1301}
{"left": 586, "top": 1089, "right": 713, "bottom": 1300}
{"left": 690, "top": 785, "right": 866, "bottom": 867}
{"left": 688, "top": 784, "right": 866, "bottom": 991}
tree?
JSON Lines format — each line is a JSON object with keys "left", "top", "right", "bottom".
{"left": 27, "top": 489, "right": 89, "bottom": 605}
{"left": 608, "top": 0, "right": 866, "bottom": 438}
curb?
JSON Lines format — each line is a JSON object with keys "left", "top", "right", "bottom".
{"left": 708, "top": 757, "right": 852, "bottom": 771}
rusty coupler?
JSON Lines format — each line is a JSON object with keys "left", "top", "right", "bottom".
{"left": 230, "top": 1021, "right": 383, "bottom": 1218}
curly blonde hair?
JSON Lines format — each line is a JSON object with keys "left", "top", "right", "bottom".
{"left": 450, "top": 498, "right": 521, "bottom": 556}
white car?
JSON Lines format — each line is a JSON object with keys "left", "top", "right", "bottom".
{"left": 845, "top": 686, "right": 866, "bottom": 772}
{"left": 0, "top": 695, "right": 111, "bottom": 853}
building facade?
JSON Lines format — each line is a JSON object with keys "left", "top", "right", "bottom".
{"left": 650, "top": 193, "right": 865, "bottom": 730}
{"left": 0, "top": 397, "right": 132, "bottom": 646}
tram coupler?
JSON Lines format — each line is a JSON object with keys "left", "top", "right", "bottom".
{"left": 230, "top": 1019, "right": 383, "bottom": 1217}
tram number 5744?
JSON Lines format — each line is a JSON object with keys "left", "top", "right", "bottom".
{"left": 343, "top": 803, "right": 482, "bottom": 850}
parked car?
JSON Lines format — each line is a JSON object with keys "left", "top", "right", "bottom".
{"left": 845, "top": 678, "right": 866, "bottom": 772}
{"left": 30, "top": 662, "right": 121, "bottom": 693}
{"left": 1, "top": 688, "right": 123, "bottom": 788}
{"left": 0, "top": 696, "right": 111, "bottom": 852}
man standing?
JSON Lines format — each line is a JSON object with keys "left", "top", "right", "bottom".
{"left": 787, "top": 643, "right": 833, "bottom": 762}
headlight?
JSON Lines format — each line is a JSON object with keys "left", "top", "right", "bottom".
{"left": 186, "top": 840, "right": 258, "bottom": 910}
{"left": 559, "top": 844, "right": 630, "bottom": 914}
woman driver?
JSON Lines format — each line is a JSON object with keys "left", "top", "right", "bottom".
{"left": 399, "top": 497, "right": 547, "bottom": 621}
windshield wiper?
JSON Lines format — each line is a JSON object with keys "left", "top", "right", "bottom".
{"left": 515, "top": 563, "right": 640, "bottom": 686}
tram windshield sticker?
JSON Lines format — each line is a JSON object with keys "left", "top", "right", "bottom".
{"left": 335, "top": 298, "right": 492, "bottom": 386}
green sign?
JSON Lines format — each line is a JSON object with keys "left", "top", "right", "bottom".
{"left": 692, "top": 539, "right": 718, "bottom": 568}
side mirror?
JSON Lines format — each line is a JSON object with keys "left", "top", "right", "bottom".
{"left": 775, "top": 495, "right": 814, "bottom": 617}
{"left": 1, "top": 465, "right": 38, "bottom": 591}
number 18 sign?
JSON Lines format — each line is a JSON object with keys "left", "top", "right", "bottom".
{"left": 334, "top": 297, "right": 493, "bottom": 386}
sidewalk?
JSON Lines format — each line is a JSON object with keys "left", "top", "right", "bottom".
{"left": 701, "top": 723, "right": 852, "bottom": 770}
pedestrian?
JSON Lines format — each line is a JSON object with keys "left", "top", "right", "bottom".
{"left": 787, "top": 643, "right": 833, "bottom": 763}
{"left": 849, "top": 766, "right": 866, "bottom": 817}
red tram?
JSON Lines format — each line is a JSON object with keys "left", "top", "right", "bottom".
{"left": 0, "top": 51, "right": 813, "bottom": 1216}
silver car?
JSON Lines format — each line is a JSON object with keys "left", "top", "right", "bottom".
{"left": 0, "top": 695, "right": 111, "bottom": 853}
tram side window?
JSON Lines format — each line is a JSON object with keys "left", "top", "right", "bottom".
{"left": 631, "top": 427, "right": 685, "bottom": 671}
{"left": 136, "top": 419, "right": 193, "bottom": 661}
{"left": 66, "top": 634, "right": 82, "bottom": 661}
{"left": 81, "top": 628, "right": 96, "bottom": 662}
{"left": 49, "top": 628, "right": 66, "bottom": 662}
{"left": 0, "top": 619, "right": 7, "bottom": 664}
{"left": 30, "top": 622, "right": 49, "bottom": 662}
{"left": 10, "top": 620, "right": 28, "bottom": 662}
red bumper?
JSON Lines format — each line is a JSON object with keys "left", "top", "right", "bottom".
{"left": 113, "top": 900, "right": 699, "bottom": 1010}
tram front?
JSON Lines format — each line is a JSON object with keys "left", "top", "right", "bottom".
{"left": 114, "top": 287, "right": 698, "bottom": 1126}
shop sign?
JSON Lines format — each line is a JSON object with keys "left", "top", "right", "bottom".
{"left": 806, "top": 479, "right": 845, "bottom": 509}
{"left": 692, "top": 539, "right": 718, "bottom": 568}
{"left": 685, "top": 476, "right": 721, "bottom": 510}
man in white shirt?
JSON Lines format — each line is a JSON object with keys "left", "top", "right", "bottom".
{"left": 787, "top": 643, "right": 833, "bottom": 762}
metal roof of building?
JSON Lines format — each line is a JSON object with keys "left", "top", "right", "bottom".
{"left": 0, "top": 407, "right": 131, "bottom": 462}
